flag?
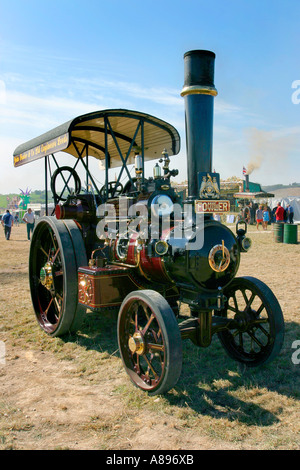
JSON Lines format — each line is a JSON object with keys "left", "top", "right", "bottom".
{"left": 242, "top": 166, "right": 247, "bottom": 175}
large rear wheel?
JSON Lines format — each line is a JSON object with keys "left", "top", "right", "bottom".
{"left": 118, "top": 290, "right": 182, "bottom": 395}
{"left": 29, "top": 216, "right": 87, "bottom": 336}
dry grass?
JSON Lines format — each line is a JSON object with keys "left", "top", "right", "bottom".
{"left": 0, "top": 222, "right": 299, "bottom": 450}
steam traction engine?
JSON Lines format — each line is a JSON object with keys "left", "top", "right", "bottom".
{"left": 13, "top": 51, "right": 284, "bottom": 395}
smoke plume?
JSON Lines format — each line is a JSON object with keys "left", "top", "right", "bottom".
{"left": 245, "top": 127, "right": 298, "bottom": 176}
{"left": 245, "top": 128, "right": 266, "bottom": 175}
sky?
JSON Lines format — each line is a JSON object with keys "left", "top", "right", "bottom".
{"left": 1, "top": 0, "right": 300, "bottom": 194}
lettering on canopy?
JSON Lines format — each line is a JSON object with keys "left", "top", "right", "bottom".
{"left": 14, "top": 133, "right": 69, "bottom": 167}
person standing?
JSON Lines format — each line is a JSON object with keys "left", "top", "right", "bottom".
{"left": 286, "top": 204, "right": 294, "bottom": 224}
{"left": 249, "top": 202, "right": 255, "bottom": 224}
{"left": 243, "top": 204, "right": 251, "bottom": 224}
{"left": 262, "top": 206, "right": 270, "bottom": 230}
{"left": 255, "top": 204, "right": 264, "bottom": 230}
{"left": 23, "top": 208, "right": 35, "bottom": 240}
{"left": 1, "top": 210, "right": 14, "bottom": 240}
{"left": 275, "top": 202, "right": 285, "bottom": 223}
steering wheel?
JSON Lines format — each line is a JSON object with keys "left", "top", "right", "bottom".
{"left": 50, "top": 166, "right": 81, "bottom": 202}
{"left": 122, "top": 177, "right": 137, "bottom": 194}
{"left": 100, "top": 181, "right": 124, "bottom": 199}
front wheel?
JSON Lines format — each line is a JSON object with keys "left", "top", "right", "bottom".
{"left": 118, "top": 290, "right": 182, "bottom": 395}
{"left": 218, "top": 276, "right": 284, "bottom": 367}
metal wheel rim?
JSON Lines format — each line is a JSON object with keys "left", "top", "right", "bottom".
{"left": 118, "top": 297, "right": 167, "bottom": 392}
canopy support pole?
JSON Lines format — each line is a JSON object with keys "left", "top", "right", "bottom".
{"left": 71, "top": 139, "right": 101, "bottom": 197}
{"left": 106, "top": 117, "right": 142, "bottom": 197}
{"left": 45, "top": 155, "right": 48, "bottom": 216}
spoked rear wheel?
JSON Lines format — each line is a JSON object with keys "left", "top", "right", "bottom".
{"left": 118, "top": 290, "right": 182, "bottom": 395}
{"left": 29, "top": 217, "right": 87, "bottom": 337}
{"left": 218, "top": 276, "right": 284, "bottom": 367}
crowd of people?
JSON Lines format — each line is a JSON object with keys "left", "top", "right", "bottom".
{"left": 240, "top": 201, "right": 294, "bottom": 230}
{"left": 1, "top": 208, "right": 35, "bottom": 240}
{"left": 1, "top": 202, "right": 296, "bottom": 240}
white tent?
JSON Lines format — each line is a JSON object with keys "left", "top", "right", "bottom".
{"left": 268, "top": 197, "right": 300, "bottom": 223}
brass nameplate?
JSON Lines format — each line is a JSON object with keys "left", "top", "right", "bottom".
{"left": 195, "top": 200, "right": 230, "bottom": 213}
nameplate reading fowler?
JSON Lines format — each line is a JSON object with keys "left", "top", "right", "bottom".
{"left": 195, "top": 200, "right": 230, "bottom": 213}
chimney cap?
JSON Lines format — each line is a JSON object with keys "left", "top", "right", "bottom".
{"left": 184, "top": 50, "right": 215, "bottom": 59}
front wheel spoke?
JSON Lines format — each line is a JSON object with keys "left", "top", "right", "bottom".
{"left": 255, "top": 303, "right": 265, "bottom": 317}
{"left": 246, "top": 329, "right": 264, "bottom": 348}
{"left": 150, "top": 327, "right": 160, "bottom": 344}
{"left": 247, "top": 292, "right": 256, "bottom": 308}
{"left": 143, "top": 354, "right": 159, "bottom": 378}
{"left": 253, "top": 318, "right": 268, "bottom": 325}
{"left": 256, "top": 322, "right": 270, "bottom": 339}
{"left": 233, "top": 294, "right": 239, "bottom": 312}
{"left": 128, "top": 305, "right": 138, "bottom": 329}
{"left": 241, "top": 289, "right": 249, "bottom": 305}
{"left": 157, "top": 327, "right": 163, "bottom": 340}
{"left": 227, "top": 304, "right": 237, "bottom": 313}
{"left": 147, "top": 342, "right": 164, "bottom": 352}
{"left": 141, "top": 313, "right": 155, "bottom": 336}
{"left": 134, "top": 306, "right": 139, "bottom": 331}
{"left": 132, "top": 353, "right": 140, "bottom": 369}
{"left": 142, "top": 303, "right": 151, "bottom": 322}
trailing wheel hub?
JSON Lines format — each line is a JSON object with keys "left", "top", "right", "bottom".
{"left": 40, "top": 262, "right": 53, "bottom": 290}
{"left": 128, "top": 332, "right": 145, "bottom": 355}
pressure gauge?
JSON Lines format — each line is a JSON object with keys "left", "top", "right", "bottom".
{"left": 155, "top": 240, "right": 169, "bottom": 256}
{"left": 151, "top": 195, "right": 173, "bottom": 217}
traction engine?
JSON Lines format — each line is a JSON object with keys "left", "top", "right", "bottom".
{"left": 13, "top": 50, "right": 284, "bottom": 395}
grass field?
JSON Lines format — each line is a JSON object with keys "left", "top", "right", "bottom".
{"left": 0, "top": 222, "right": 299, "bottom": 450}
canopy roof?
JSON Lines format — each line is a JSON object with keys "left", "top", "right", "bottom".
{"left": 13, "top": 109, "right": 181, "bottom": 168}
{"left": 234, "top": 191, "right": 275, "bottom": 199}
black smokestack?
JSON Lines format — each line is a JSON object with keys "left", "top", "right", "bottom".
{"left": 245, "top": 174, "right": 250, "bottom": 192}
{"left": 181, "top": 50, "right": 218, "bottom": 200}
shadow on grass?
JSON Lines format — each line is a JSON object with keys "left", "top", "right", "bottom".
{"left": 64, "top": 313, "right": 300, "bottom": 427}
{"left": 168, "top": 320, "right": 300, "bottom": 426}
{"left": 65, "top": 310, "right": 120, "bottom": 355}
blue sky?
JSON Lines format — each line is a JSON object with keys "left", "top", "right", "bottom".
{"left": 1, "top": 0, "right": 300, "bottom": 193}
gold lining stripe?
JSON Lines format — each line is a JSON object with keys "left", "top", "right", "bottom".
{"left": 181, "top": 85, "right": 218, "bottom": 97}
{"left": 160, "top": 257, "right": 175, "bottom": 284}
